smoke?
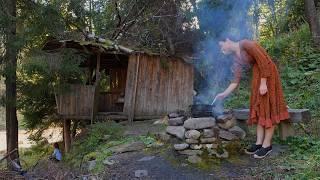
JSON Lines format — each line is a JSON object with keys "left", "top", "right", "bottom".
{"left": 193, "top": 0, "right": 254, "bottom": 105}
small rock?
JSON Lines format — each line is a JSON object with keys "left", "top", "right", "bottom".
{"left": 203, "top": 129, "right": 215, "bottom": 138}
{"left": 190, "top": 144, "right": 203, "bottom": 150}
{"left": 209, "top": 149, "right": 229, "bottom": 158}
{"left": 137, "top": 156, "right": 155, "bottom": 162}
{"left": 200, "top": 137, "right": 217, "bottom": 143}
{"left": 219, "top": 129, "right": 239, "bottom": 141}
{"left": 185, "top": 130, "right": 201, "bottom": 140}
{"left": 103, "top": 158, "right": 116, "bottom": 166}
{"left": 103, "top": 135, "right": 111, "bottom": 140}
{"left": 185, "top": 138, "right": 199, "bottom": 144}
{"left": 174, "top": 143, "right": 189, "bottom": 151}
{"left": 87, "top": 160, "right": 96, "bottom": 171}
{"left": 110, "top": 141, "right": 145, "bottom": 153}
{"left": 204, "top": 144, "right": 218, "bottom": 149}
{"left": 155, "top": 132, "right": 171, "bottom": 142}
{"left": 228, "top": 126, "right": 246, "bottom": 139}
{"left": 135, "top": 170, "right": 148, "bottom": 178}
{"left": 184, "top": 117, "right": 216, "bottom": 130}
{"left": 187, "top": 155, "right": 202, "bottom": 164}
{"left": 168, "top": 112, "right": 180, "bottom": 118}
{"left": 217, "top": 118, "right": 236, "bottom": 130}
{"left": 166, "top": 126, "right": 186, "bottom": 139}
{"left": 178, "top": 150, "right": 203, "bottom": 156}
{"left": 168, "top": 117, "right": 185, "bottom": 126}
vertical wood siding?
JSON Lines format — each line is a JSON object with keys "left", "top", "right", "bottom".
{"left": 124, "top": 54, "right": 194, "bottom": 117}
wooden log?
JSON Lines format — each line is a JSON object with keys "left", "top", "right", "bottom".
{"left": 63, "top": 119, "right": 71, "bottom": 153}
{"left": 91, "top": 53, "right": 101, "bottom": 124}
{"left": 232, "top": 109, "right": 311, "bottom": 123}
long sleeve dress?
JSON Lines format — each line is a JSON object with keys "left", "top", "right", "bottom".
{"left": 232, "top": 40, "right": 290, "bottom": 128}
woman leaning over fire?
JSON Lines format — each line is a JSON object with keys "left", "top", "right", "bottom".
{"left": 215, "top": 38, "right": 290, "bottom": 159}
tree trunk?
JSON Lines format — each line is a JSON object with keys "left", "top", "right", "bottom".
{"left": 305, "top": 0, "right": 320, "bottom": 47}
{"left": 4, "top": 0, "right": 19, "bottom": 167}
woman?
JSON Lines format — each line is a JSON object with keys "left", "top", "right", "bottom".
{"left": 215, "top": 38, "right": 289, "bottom": 159}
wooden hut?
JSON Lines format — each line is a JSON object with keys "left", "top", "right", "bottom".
{"left": 43, "top": 39, "right": 194, "bottom": 151}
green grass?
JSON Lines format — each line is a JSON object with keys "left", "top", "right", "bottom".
{"left": 64, "top": 122, "right": 157, "bottom": 173}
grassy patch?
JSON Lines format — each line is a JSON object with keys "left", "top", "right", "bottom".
{"left": 64, "top": 122, "right": 157, "bottom": 173}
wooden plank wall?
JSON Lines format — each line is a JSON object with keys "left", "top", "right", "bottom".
{"left": 123, "top": 54, "right": 194, "bottom": 117}
{"left": 57, "top": 84, "right": 95, "bottom": 117}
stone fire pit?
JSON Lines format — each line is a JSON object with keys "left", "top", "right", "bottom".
{"left": 165, "top": 111, "right": 246, "bottom": 164}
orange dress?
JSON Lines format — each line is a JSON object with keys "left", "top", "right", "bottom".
{"left": 232, "top": 40, "right": 290, "bottom": 128}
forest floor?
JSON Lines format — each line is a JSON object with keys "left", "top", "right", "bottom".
{"left": 17, "top": 120, "right": 292, "bottom": 180}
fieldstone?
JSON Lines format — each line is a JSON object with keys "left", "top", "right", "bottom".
{"left": 168, "top": 117, "right": 185, "bottom": 126}
{"left": 178, "top": 150, "right": 203, "bottom": 156}
{"left": 103, "top": 158, "right": 116, "bottom": 166}
{"left": 190, "top": 144, "right": 203, "bottom": 150}
{"left": 217, "top": 118, "right": 236, "bottom": 130}
{"left": 200, "top": 137, "right": 217, "bottom": 143}
{"left": 216, "top": 114, "right": 234, "bottom": 123}
{"left": 110, "top": 141, "right": 145, "bottom": 153}
{"left": 187, "top": 155, "right": 202, "bottom": 164}
{"left": 185, "top": 138, "right": 199, "bottom": 144}
{"left": 166, "top": 126, "right": 185, "bottom": 139}
{"left": 219, "top": 130, "right": 239, "bottom": 141}
{"left": 168, "top": 112, "right": 180, "bottom": 118}
{"left": 137, "top": 156, "right": 155, "bottom": 162}
{"left": 228, "top": 126, "right": 246, "bottom": 139}
{"left": 204, "top": 144, "right": 218, "bottom": 149}
{"left": 135, "top": 170, "right": 148, "bottom": 178}
{"left": 174, "top": 143, "right": 189, "bottom": 151}
{"left": 203, "top": 129, "right": 215, "bottom": 138}
{"left": 185, "top": 130, "right": 201, "bottom": 140}
{"left": 184, "top": 117, "right": 216, "bottom": 130}
{"left": 155, "top": 132, "right": 171, "bottom": 142}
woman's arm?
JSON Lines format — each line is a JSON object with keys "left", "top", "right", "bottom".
{"left": 215, "top": 82, "right": 239, "bottom": 100}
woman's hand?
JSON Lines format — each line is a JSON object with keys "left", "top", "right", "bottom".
{"left": 215, "top": 92, "right": 227, "bottom": 100}
{"left": 259, "top": 81, "right": 268, "bottom": 95}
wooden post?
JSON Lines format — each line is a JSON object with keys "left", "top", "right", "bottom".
{"left": 128, "top": 54, "right": 140, "bottom": 124}
{"left": 91, "top": 52, "right": 101, "bottom": 124}
{"left": 279, "top": 120, "right": 295, "bottom": 140}
{"left": 63, "top": 119, "right": 71, "bottom": 153}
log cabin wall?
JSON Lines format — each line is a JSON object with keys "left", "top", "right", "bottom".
{"left": 57, "top": 84, "right": 95, "bottom": 118}
{"left": 124, "top": 54, "right": 194, "bottom": 118}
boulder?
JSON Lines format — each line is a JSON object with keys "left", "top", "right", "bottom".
{"left": 168, "top": 112, "right": 180, "bottom": 118}
{"left": 166, "top": 126, "right": 185, "bottom": 139}
{"left": 217, "top": 118, "right": 236, "bottom": 130}
{"left": 174, "top": 143, "right": 189, "bottom": 151}
{"left": 203, "top": 129, "right": 215, "bottom": 138}
{"left": 178, "top": 150, "right": 203, "bottom": 156}
{"left": 185, "top": 138, "right": 199, "bottom": 144}
{"left": 184, "top": 117, "right": 216, "bottom": 130}
{"left": 200, "top": 137, "right": 217, "bottom": 144}
{"left": 187, "top": 155, "right": 202, "bottom": 164}
{"left": 219, "top": 129, "right": 239, "bottom": 141}
{"left": 168, "top": 117, "right": 185, "bottom": 126}
{"left": 228, "top": 126, "right": 246, "bottom": 139}
{"left": 190, "top": 144, "right": 203, "bottom": 150}
{"left": 185, "top": 130, "right": 201, "bottom": 140}
{"left": 110, "top": 141, "right": 145, "bottom": 153}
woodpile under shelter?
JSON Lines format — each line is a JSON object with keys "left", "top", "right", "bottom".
{"left": 43, "top": 39, "right": 195, "bottom": 124}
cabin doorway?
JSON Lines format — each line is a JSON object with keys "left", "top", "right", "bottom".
{"left": 97, "top": 54, "right": 128, "bottom": 113}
